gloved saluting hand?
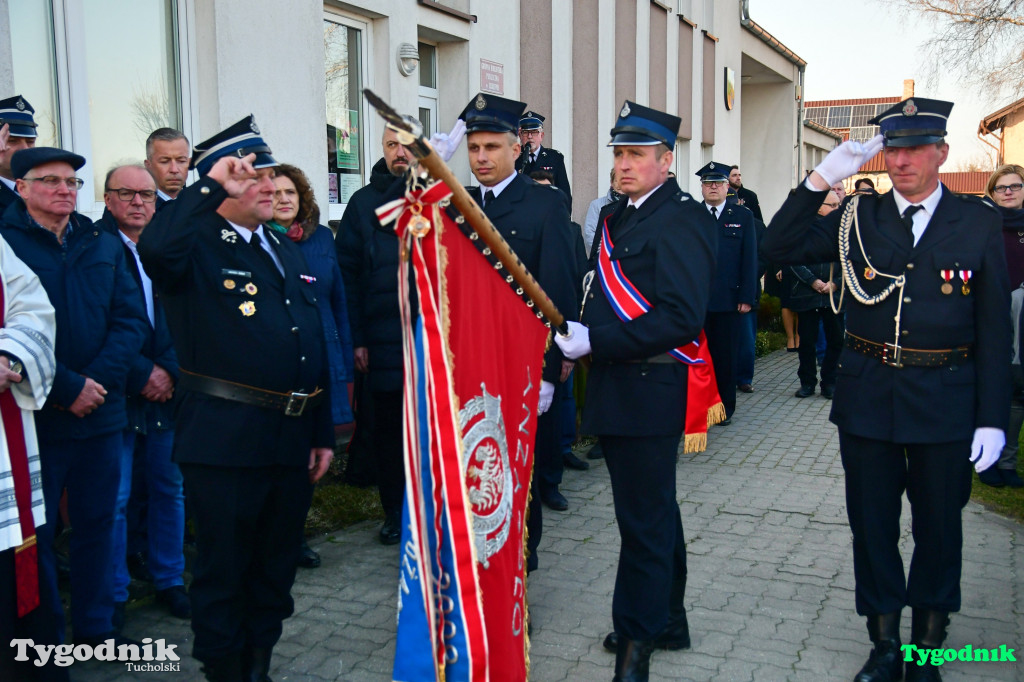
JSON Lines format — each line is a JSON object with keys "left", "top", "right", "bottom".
{"left": 970, "top": 427, "right": 1006, "bottom": 473}
{"left": 813, "top": 134, "right": 884, "bottom": 187}
{"left": 554, "top": 321, "right": 591, "bottom": 360}
{"left": 428, "top": 119, "right": 467, "bottom": 163}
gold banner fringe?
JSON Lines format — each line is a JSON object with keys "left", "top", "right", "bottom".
{"left": 683, "top": 432, "right": 707, "bottom": 454}
{"left": 706, "top": 402, "right": 726, "bottom": 427}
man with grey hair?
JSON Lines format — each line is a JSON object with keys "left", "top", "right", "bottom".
{"left": 144, "top": 128, "right": 190, "bottom": 208}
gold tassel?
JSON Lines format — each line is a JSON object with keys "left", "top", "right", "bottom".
{"left": 684, "top": 431, "right": 707, "bottom": 454}
{"left": 706, "top": 402, "right": 726, "bottom": 427}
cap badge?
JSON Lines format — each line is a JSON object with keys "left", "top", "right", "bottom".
{"left": 620, "top": 102, "right": 631, "bottom": 118}
{"left": 15, "top": 99, "right": 25, "bottom": 111}
{"left": 249, "top": 119, "right": 260, "bottom": 134}
{"left": 474, "top": 94, "right": 487, "bottom": 111}
{"left": 221, "top": 229, "right": 238, "bottom": 244}
{"left": 709, "top": 162, "right": 715, "bottom": 170}
{"left": 902, "top": 99, "right": 918, "bottom": 117}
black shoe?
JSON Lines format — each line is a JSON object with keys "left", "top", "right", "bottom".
{"left": 298, "top": 539, "right": 321, "bottom": 568}
{"left": 542, "top": 490, "right": 569, "bottom": 511}
{"left": 126, "top": 551, "right": 153, "bottom": 583}
{"left": 821, "top": 385, "right": 835, "bottom": 399}
{"left": 1002, "top": 469, "right": 1024, "bottom": 487}
{"left": 246, "top": 646, "right": 273, "bottom": 682}
{"left": 613, "top": 638, "right": 654, "bottom": 682}
{"left": 156, "top": 585, "right": 192, "bottom": 619}
{"left": 854, "top": 612, "right": 902, "bottom": 682}
{"left": 795, "top": 385, "right": 815, "bottom": 398}
{"left": 603, "top": 613, "right": 691, "bottom": 653}
{"left": 978, "top": 466, "right": 1005, "bottom": 487}
{"left": 718, "top": 417, "right": 732, "bottom": 426}
{"left": 737, "top": 383, "right": 753, "bottom": 393}
{"left": 201, "top": 652, "right": 244, "bottom": 682}
{"left": 905, "top": 609, "right": 948, "bottom": 682}
{"left": 586, "top": 442, "right": 605, "bottom": 460}
{"left": 563, "top": 452, "right": 590, "bottom": 470}
{"left": 379, "top": 513, "right": 402, "bottom": 545}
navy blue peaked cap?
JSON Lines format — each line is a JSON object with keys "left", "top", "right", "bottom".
{"left": 0, "top": 95, "right": 38, "bottom": 138}
{"left": 190, "top": 115, "right": 278, "bottom": 176}
{"left": 868, "top": 97, "right": 953, "bottom": 148}
{"left": 695, "top": 161, "right": 730, "bottom": 182}
{"left": 608, "top": 100, "right": 681, "bottom": 148}
{"left": 461, "top": 93, "right": 527, "bottom": 135}
{"left": 519, "top": 110, "right": 545, "bottom": 130}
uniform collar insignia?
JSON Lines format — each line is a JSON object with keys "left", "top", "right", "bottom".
{"left": 221, "top": 228, "right": 238, "bottom": 243}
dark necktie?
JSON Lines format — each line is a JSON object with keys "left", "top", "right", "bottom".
{"left": 710, "top": 206, "right": 718, "bottom": 220}
{"left": 483, "top": 190, "right": 495, "bottom": 208}
{"left": 617, "top": 204, "right": 637, "bottom": 228}
{"left": 902, "top": 204, "right": 923, "bottom": 233}
{"left": 530, "top": 153, "right": 536, "bottom": 164}
{"left": 250, "top": 232, "right": 281, "bottom": 277}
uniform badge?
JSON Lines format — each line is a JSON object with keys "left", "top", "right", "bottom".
{"left": 244, "top": 282, "right": 258, "bottom": 295}
{"left": 709, "top": 162, "right": 715, "bottom": 170}
{"left": 15, "top": 98, "right": 25, "bottom": 111}
{"left": 959, "top": 269, "right": 972, "bottom": 295}
{"left": 221, "top": 229, "right": 238, "bottom": 244}
{"left": 223, "top": 279, "right": 236, "bottom": 290}
{"left": 940, "top": 269, "right": 954, "bottom": 295}
{"left": 249, "top": 118, "right": 260, "bottom": 134}
{"left": 474, "top": 94, "right": 487, "bottom": 110}
{"left": 902, "top": 99, "right": 918, "bottom": 117}
{"left": 620, "top": 102, "right": 631, "bottom": 118}
{"left": 300, "top": 274, "right": 316, "bottom": 284}
{"left": 864, "top": 267, "right": 876, "bottom": 280}
{"left": 239, "top": 301, "right": 256, "bottom": 317}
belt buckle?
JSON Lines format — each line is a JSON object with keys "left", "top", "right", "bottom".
{"left": 882, "top": 343, "right": 903, "bottom": 368}
{"left": 284, "top": 392, "right": 309, "bottom": 416}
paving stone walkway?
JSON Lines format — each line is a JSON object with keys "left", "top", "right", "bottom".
{"left": 68, "top": 349, "right": 1024, "bottom": 680}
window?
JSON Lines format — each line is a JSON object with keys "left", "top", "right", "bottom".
{"left": 324, "top": 14, "right": 369, "bottom": 213}
{"left": 8, "top": 0, "right": 187, "bottom": 211}
{"left": 418, "top": 42, "right": 438, "bottom": 137}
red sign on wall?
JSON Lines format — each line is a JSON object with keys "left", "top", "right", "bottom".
{"left": 480, "top": 59, "right": 504, "bottom": 95}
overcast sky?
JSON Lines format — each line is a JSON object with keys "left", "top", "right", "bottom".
{"left": 748, "top": 1, "right": 1004, "bottom": 169}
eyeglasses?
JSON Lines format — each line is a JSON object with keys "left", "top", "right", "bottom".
{"left": 22, "top": 175, "right": 84, "bottom": 190}
{"left": 107, "top": 188, "right": 157, "bottom": 203}
{"left": 822, "top": 202, "right": 840, "bottom": 209}
{"left": 702, "top": 180, "right": 726, "bottom": 187}
{"left": 993, "top": 183, "right": 1024, "bottom": 194}
{"left": 520, "top": 129, "right": 543, "bottom": 136}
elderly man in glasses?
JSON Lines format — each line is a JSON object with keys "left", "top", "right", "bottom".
{"left": 94, "top": 164, "right": 189, "bottom": 630}
{"left": 0, "top": 147, "right": 148, "bottom": 650}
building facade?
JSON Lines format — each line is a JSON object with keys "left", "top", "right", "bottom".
{"left": 0, "top": 0, "right": 806, "bottom": 222}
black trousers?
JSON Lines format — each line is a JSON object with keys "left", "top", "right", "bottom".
{"left": 0, "top": 540, "right": 68, "bottom": 682}
{"left": 526, "top": 396, "right": 562, "bottom": 572}
{"left": 839, "top": 431, "right": 972, "bottom": 616}
{"left": 795, "top": 306, "right": 843, "bottom": 389}
{"left": 372, "top": 390, "right": 405, "bottom": 517}
{"left": 603, "top": 433, "right": 687, "bottom": 641}
{"left": 704, "top": 311, "right": 738, "bottom": 417}
{"left": 180, "top": 463, "right": 312, "bottom": 663}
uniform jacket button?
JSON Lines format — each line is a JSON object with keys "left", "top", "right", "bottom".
{"left": 300, "top": 356, "right": 307, "bottom": 363}
{"left": 901, "top": 330, "right": 909, "bottom": 336}
{"left": 903, "top": 297, "right": 911, "bottom": 303}
{"left": 906, "top": 263, "right": 914, "bottom": 270}
{"left": 291, "top": 327, "right": 299, "bottom": 333}
{"left": 285, "top": 299, "right": 291, "bottom": 305}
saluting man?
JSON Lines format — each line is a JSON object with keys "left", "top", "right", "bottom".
{"left": 138, "top": 116, "right": 334, "bottom": 682}
{"left": 762, "top": 98, "right": 1011, "bottom": 682}
{"left": 556, "top": 101, "right": 717, "bottom": 682}
{"left": 515, "top": 110, "right": 572, "bottom": 207}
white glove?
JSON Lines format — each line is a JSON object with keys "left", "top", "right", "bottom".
{"left": 969, "top": 427, "right": 1006, "bottom": 473}
{"left": 428, "top": 119, "right": 467, "bottom": 163}
{"left": 813, "top": 134, "right": 884, "bottom": 187}
{"left": 554, "top": 321, "right": 592, "bottom": 360}
{"left": 538, "top": 381, "right": 554, "bottom": 415}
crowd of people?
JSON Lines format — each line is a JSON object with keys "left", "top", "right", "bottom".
{"left": 0, "top": 85, "right": 1022, "bottom": 682}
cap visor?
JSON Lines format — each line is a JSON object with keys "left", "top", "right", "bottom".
{"left": 607, "top": 132, "right": 663, "bottom": 147}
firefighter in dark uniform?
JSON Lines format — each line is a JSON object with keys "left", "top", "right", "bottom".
{"left": 515, "top": 110, "right": 572, "bottom": 207}
{"left": 761, "top": 98, "right": 1010, "bottom": 682}
{"left": 556, "top": 101, "right": 717, "bottom": 682}
{"left": 460, "top": 93, "right": 578, "bottom": 571}
{"left": 138, "top": 116, "right": 334, "bottom": 682}
{"left": 698, "top": 161, "right": 757, "bottom": 423}
{"left": 0, "top": 95, "right": 38, "bottom": 216}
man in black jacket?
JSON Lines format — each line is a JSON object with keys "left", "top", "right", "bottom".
{"left": 516, "top": 110, "right": 571, "bottom": 207}
{"left": 0, "top": 95, "right": 38, "bottom": 216}
{"left": 139, "top": 117, "right": 334, "bottom": 681}
{"left": 336, "top": 127, "right": 411, "bottom": 545}
{"left": 95, "top": 164, "right": 188, "bottom": 627}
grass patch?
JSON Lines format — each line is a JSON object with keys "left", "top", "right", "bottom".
{"left": 969, "top": 430, "right": 1024, "bottom": 522}
{"left": 305, "top": 449, "right": 383, "bottom": 536}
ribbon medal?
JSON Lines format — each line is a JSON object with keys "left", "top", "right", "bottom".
{"left": 940, "top": 270, "right": 954, "bottom": 295}
{"left": 959, "top": 270, "right": 972, "bottom": 295}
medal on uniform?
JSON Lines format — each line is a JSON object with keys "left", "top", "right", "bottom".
{"left": 239, "top": 301, "right": 256, "bottom": 317}
{"left": 244, "top": 282, "right": 258, "bottom": 295}
{"left": 959, "top": 269, "right": 972, "bottom": 295}
{"left": 940, "top": 270, "right": 954, "bottom": 295}
{"left": 407, "top": 202, "right": 431, "bottom": 238}
{"left": 864, "top": 267, "right": 876, "bottom": 280}
{"left": 223, "top": 279, "right": 236, "bottom": 290}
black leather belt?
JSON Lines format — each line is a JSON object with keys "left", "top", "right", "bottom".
{"left": 844, "top": 332, "right": 972, "bottom": 369}
{"left": 179, "top": 369, "right": 323, "bottom": 416}
{"left": 626, "top": 353, "right": 677, "bottom": 364}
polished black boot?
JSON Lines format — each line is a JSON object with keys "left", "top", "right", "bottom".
{"left": 905, "top": 610, "right": 948, "bottom": 682}
{"left": 247, "top": 646, "right": 273, "bottom": 682}
{"left": 853, "top": 612, "right": 903, "bottom": 682}
{"left": 603, "top": 613, "right": 690, "bottom": 653}
{"left": 613, "top": 638, "right": 654, "bottom": 682}
{"left": 200, "top": 652, "right": 244, "bottom": 682}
